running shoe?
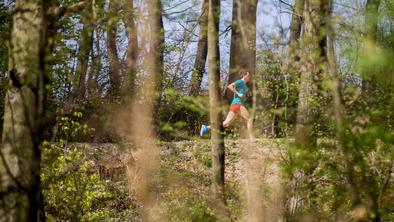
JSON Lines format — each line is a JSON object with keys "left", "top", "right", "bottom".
{"left": 200, "top": 124, "right": 209, "bottom": 137}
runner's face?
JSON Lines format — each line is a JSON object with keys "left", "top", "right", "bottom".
{"left": 243, "top": 72, "right": 250, "bottom": 82}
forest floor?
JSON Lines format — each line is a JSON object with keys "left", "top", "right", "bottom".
{"left": 86, "top": 139, "right": 289, "bottom": 221}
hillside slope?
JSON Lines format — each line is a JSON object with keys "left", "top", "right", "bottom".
{"left": 139, "top": 139, "right": 288, "bottom": 221}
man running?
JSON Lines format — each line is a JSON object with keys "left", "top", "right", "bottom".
{"left": 200, "top": 69, "right": 252, "bottom": 137}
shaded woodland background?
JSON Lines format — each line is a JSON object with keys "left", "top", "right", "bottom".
{"left": 0, "top": 0, "right": 393, "bottom": 221}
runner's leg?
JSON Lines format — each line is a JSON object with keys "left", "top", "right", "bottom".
{"left": 240, "top": 106, "right": 253, "bottom": 138}
{"left": 223, "top": 111, "right": 237, "bottom": 128}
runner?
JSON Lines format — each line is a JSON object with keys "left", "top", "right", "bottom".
{"left": 200, "top": 69, "right": 252, "bottom": 137}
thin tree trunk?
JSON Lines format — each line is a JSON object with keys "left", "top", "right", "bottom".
{"left": 122, "top": 0, "right": 138, "bottom": 98}
{"left": 361, "top": 0, "right": 381, "bottom": 95}
{"left": 227, "top": 0, "right": 241, "bottom": 102}
{"left": 88, "top": 30, "right": 100, "bottom": 100}
{"left": 255, "top": 52, "right": 273, "bottom": 136}
{"left": 325, "top": 0, "right": 366, "bottom": 213}
{"left": 73, "top": 2, "right": 94, "bottom": 100}
{"left": 106, "top": 0, "right": 121, "bottom": 99}
{"left": 271, "top": 84, "right": 280, "bottom": 137}
{"left": 326, "top": 1, "right": 344, "bottom": 150}
{"left": 286, "top": 0, "right": 305, "bottom": 138}
{"left": 125, "top": 1, "right": 163, "bottom": 220}
{"left": 188, "top": 0, "right": 209, "bottom": 96}
{"left": 87, "top": 0, "right": 100, "bottom": 100}
{"left": 208, "top": 0, "right": 225, "bottom": 204}
{"left": 288, "top": 0, "right": 305, "bottom": 63}
{"left": 147, "top": 0, "right": 165, "bottom": 95}
{"left": 226, "top": 0, "right": 257, "bottom": 103}
{"left": 172, "top": 26, "right": 194, "bottom": 84}
{"left": 0, "top": 0, "right": 49, "bottom": 221}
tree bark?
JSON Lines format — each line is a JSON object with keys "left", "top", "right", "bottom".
{"left": 0, "top": 0, "right": 49, "bottom": 221}
{"left": 147, "top": 0, "right": 165, "bottom": 95}
{"left": 226, "top": 0, "right": 257, "bottom": 103}
{"left": 188, "top": 0, "right": 209, "bottom": 96}
{"left": 288, "top": 0, "right": 305, "bottom": 63}
{"left": 126, "top": 1, "right": 162, "bottom": 220}
{"left": 122, "top": 0, "right": 138, "bottom": 98}
{"left": 73, "top": 2, "right": 94, "bottom": 100}
{"left": 87, "top": 0, "right": 101, "bottom": 101}
{"left": 326, "top": 1, "right": 344, "bottom": 142}
{"left": 208, "top": 0, "right": 225, "bottom": 202}
{"left": 88, "top": 28, "right": 101, "bottom": 100}
{"left": 106, "top": 0, "right": 121, "bottom": 99}
{"left": 295, "top": 0, "right": 328, "bottom": 146}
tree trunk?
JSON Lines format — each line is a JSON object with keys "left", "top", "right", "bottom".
{"left": 106, "top": 0, "right": 121, "bottom": 99}
{"left": 147, "top": 0, "right": 165, "bottom": 95}
{"left": 288, "top": 0, "right": 305, "bottom": 63}
{"left": 0, "top": 0, "right": 49, "bottom": 221}
{"left": 88, "top": 29, "right": 101, "bottom": 100}
{"left": 226, "top": 0, "right": 257, "bottom": 103}
{"left": 188, "top": 0, "right": 209, "bottom": 96}
{"left": 87, "top": 0, "right": 101, "bottom": 101}
{"left": 295, "top": 0, "right": 328, "bottom": 146}
{"left": 286, "top": 0, "right": 305, "bottom": 137}
{"left": 126, "top": 1, "right": 162, "bottom": 220}
{"left": 73, "top": 2, "right": 94, "bottom": 100}
{"left": 208, "top": 0, "right": 225, "bottom": 203}
{"left": 361, "top": 0, "right": 381, "bottom": 94}
{"left": 326, "top": 1, "right": 344, "bottom": 144}
{"left": 122, "top": 0, "right": 138, "bottom": 99}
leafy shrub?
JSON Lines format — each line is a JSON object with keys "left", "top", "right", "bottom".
{"left": 190, "top": 200, "right": 217, "bottom": 222}
{"left": 156, "top": 89, "right": 209, "bottom": 140}
{"left": 41, "top": 112, "right": 138, "bottom": 221}
{"left": 42, "top": 142, "right": 114, "bottom": 221}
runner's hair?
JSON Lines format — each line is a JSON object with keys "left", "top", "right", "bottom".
{"left": 239, "top": 69, "right": 248, "bottom": 77}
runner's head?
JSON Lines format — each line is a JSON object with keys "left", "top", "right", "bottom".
{"left": 240, "top": 69, "right": 250, "bottom": 82}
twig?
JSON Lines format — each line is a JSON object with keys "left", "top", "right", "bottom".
{"left": 277, "top": 0, "right": 293, "bottom": 9}
{"left": 164, "top": 5, "right": 195, "bottom": 17}
{"left": 163, "top": 0, "right": 190, "bottom": 12}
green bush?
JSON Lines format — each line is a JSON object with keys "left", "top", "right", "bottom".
{"left": 41, "top": 142, "right": 114, "bottom": 221}
{"left": 190, "top": 200, "right": 217, "bottom": 222}
{"left": 41, "top": 112, "right": 138, "bottom": 221}
{"left": 156, "top": 89, "right": 209, "bottom": 140}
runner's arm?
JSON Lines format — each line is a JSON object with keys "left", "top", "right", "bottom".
{"left": 227, "top": 83, "right": 243, "bottom": 98}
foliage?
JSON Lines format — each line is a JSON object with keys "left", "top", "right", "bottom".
{"left": 281, "top": 2, "right": 394, "bottom": 220}
{"left": 55, "top": 111, "right": 92, "bottom": 140}
{"left": 42, "top": 141, "right": 114, "bottom": 221}
{"left": 1, "top": 0, "right": 394, "bottom": 221}
{"left": 156, "top": 88, "right": 209, "bottom": 140}
{"left": 284, "top": 128, "right": 394, "bottom": 221}
{"left": 255, "top": 51, "right": 300, "bottom": 137}
{"left": 41, "top": 112, "right": 138, "bottom": 221}
{"left": 158, "top": 140, "right": 243, "bottom": 222}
